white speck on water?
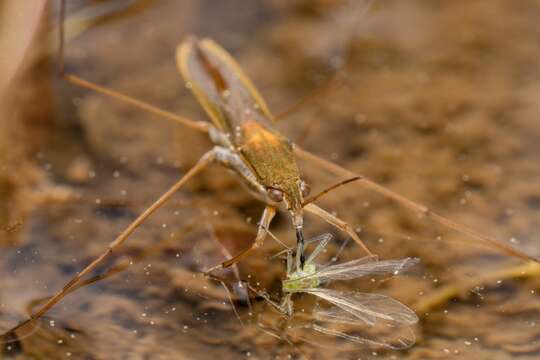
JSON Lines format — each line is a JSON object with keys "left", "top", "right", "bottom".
{"left": 88, "top": 170, "right": 96, "bottom": 178}
{"left": 355, "top": 114, "right": 367, "bottom": 123}
{"left": 113, "top": 170, "right": 120, "bottom": 178}
{"left": 464, "top": 341, "right": 471, "bottom": 346}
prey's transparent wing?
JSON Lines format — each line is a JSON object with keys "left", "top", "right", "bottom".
{"left": 305, "top": 289, "right": 418, "bottom": 349}
{"left": 309, "top": 321, "right": 415, "bottom": 350}
{"left": 317, "top": 257, "right": 419, "bottom": 283}
{"left": 285, "top": 257, "right": 419, "bottom": 288}
{"left": 305, "top": 288, "right": 418, "bottom": 325}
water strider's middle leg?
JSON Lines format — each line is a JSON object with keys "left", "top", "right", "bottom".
{"left": 304, "top": 202, "right": 374, "bottom": 257}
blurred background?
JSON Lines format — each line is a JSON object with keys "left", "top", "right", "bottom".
{"left": 1, "top": 0, "right": 540, "bottom": 358}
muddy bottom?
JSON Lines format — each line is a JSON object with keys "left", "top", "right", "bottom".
{"left": 1, "top": 0, "right": 540, "bottom": 359}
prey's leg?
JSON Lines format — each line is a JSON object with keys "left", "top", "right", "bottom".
{"left": 1, "top": 149, "right": 217, "bottom": 338}
{"left": 305, "top": 233, "right": 333, "bottom": 264}
{"left": 296, "top": 146, "right": 539, "bottom": 263}
{"left": 304, "top": 203, "right": 374, "bottom": 257}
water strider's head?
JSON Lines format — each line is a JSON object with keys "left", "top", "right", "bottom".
{"left": 264, "top": 174, "right": 311, "bottom": 266}
{"left": 266, "top": 176, "right": 310, "bottom": 266}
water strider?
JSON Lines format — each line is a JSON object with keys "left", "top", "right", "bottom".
{"left": 250, "top": 233, "right": 420, "bottom": 349}
{"left": 1, "top": 0, "right": 538, "bottom": 343}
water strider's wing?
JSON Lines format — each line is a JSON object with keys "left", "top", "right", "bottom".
{"left": 177, "top": 37, "right": 275, "bottom": 135}
{"left": 305, "top": 288, "right": 419, "bottom": 326}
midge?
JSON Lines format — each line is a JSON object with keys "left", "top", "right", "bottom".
{"left": 2, "top": 0, "right": 538, "bottom": 338}
{"left": 250, "top": 233, "right": 419, "bottom": 349}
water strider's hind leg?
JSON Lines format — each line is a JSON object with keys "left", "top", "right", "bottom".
{"left": 303, "top": 203, "right": 374, "bottom": 257}
{"left": 1, "top": 144, "right": 273, "bottom": 339}
{"left": 0, "top": 149, "right": 220, "bottom": 340}
{"left": 295, "top": 146, "right": 539, "bottom": 263}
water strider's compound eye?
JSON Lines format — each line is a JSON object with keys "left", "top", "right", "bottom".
{"left": 267, "top": 188, "right": 284, "bottom": 203}
{"left": 300, "top": 181, "right": 311, "bottom": 198}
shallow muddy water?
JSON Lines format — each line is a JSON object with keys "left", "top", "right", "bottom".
{"left": 1, "top": 0, "right": 540, "bottom": 359}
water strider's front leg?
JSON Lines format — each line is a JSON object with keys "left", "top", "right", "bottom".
{"left": 205, "top": 145, "right": 278, "bottom": 269}
{"left": 304, "top": 203, "right": 374, "bottom": 257}
{"left": 206, "top": 205, "right": 276, "bottom": 272}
